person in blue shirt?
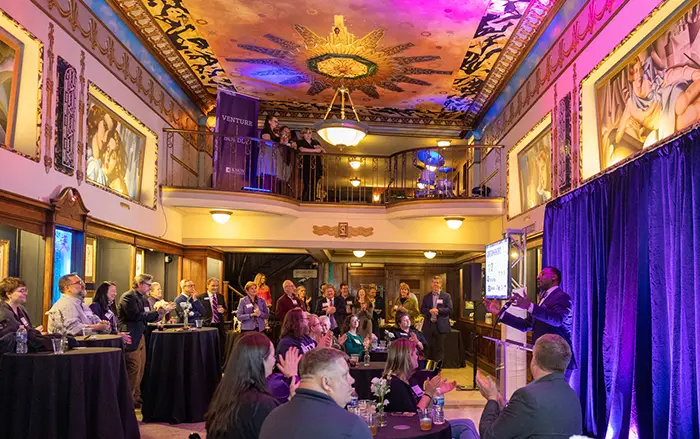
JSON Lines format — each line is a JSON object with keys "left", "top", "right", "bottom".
{"left": 174, "top": 279, "right": 206, "bottom": 324}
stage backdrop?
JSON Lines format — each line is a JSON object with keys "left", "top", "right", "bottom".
{"left": 214, "top": 90, "right": 258, "bottom": 191}
{"left": 543, "top": 124, "right": 700, "bottom": 438}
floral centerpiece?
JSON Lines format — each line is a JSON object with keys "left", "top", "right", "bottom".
{"left": 179, "top": 301, "right": 192, "bottom": 327}
{"left": 46, "top": 309, "right": 69, "bottom": 350}
{"left": 370, "top": 376, "right": 390, "bottom": 427}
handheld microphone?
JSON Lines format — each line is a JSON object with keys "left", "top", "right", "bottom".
{"left": 497, "top": 296, "right": 516, "bottom": 320}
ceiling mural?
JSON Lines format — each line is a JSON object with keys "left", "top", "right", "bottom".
{"left": 108, "top": 0, "right": 560, "bottom": 127}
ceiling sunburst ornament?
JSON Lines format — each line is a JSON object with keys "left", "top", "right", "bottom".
{"left": 226, "top": 15, "right": 452, "bottom": 99}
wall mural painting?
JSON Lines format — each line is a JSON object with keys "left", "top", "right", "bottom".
{"left": 86, "top": 93, "right": 146, "bottom": 200}
{"left": 518, "top": 126, "right": 552, "bottom": 212}
{"left": 0, "top": 28, "right": 21, "bottom": 148}
{"left": 556, "top": 92, "right": 572, "bottom": 193}
{"left": 596, "top": 3, "right": 700, "bottom": 170}
{"left": 55, "top": 57, "right": 78, "bottom": 174}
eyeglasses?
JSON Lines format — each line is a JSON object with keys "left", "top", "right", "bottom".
{"left": 67, "top": 279, "right": 85, "bottom": 287}
{"left": 141, "top": 282, "right": 152, "bottom": 287}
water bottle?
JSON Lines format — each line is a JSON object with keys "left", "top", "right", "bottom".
{"left": 363, "top": 350, "right": 371, "bottom": 366}
{"left": 347, "top": 389, "right": 359, "bottom": 411}
{"left": 432, "top": 387, "right": 445, "bottom": 424}
{"left": 15, "top": 326, "right": 28, "bottom": 354}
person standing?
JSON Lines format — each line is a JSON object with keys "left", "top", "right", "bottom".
{"left": 118, "top": 273, "right": 174, "bottom": 408}
{"left": 485, "top": 266, "right": 576, "bottom": 380}
{"left": 238, "top": 281, "right": 269, "bottom": 333}
{"left": 254, "top": 273, "right": 272, "bottom": 308}
{"left": 315, "top": 284, "right": 340, "bottom": 336}
{"left": 390, "top": 283, "right": 420, "bottom": 326}
{"left": 275, "top": 280, "right": 303, "bottom": 324}
{"left": 201, "top": 277, "right": 227, "bottom": 332}
{"left": 174, "top": 279, "right": 206, "bottom": 323}
{"left": 339, "top": 283, "right": 352, "bottom": 315}
{"left": 420, "top": 276, "right": 453, "bottom": 364}
{"left": 368, "top": 286, "right": 384, "bottom": 336}
{"left": 147, "top": 281, "right": 174, "bottom": 323}
{"left": 297, "top": 128, "right": 325, "bottom": 201}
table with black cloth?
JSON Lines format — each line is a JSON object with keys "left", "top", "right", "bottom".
{"left": 74, "top": 334, "right": 124, "bottom": 348}
{"left": 370, "top": 349, "right": 388, "bottom": 362}
{"left": 350, "top": 362, "right": 436, "bottom": 400}
{"left": 144, "top": 322, "right": 184, "bottom": 344}
{"left": 142, "top": 327, "right": 221, "bottom": 424}
{"left": 442, "top": 329, "right": 465, "bottom": 369}
{"left": 376, "top": 414, "right": 451, "bottom": 439}
{"left": 223, "top": 330, "right": 242, "bottom": 369}
{"left": 0, "top": 347, "right": 139, "bottom": 439}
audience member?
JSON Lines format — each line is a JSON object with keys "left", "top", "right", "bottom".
{"left": 238, "top": 281, "right": 269, "bottom": 332}
{"left": 314, "top": 284, "right": 340, "bottom": 335}
{"left": 352, "top": 287, "right": 373, "bottom": 339}
{"left": 205, "top": 332, "right": 301, "bottom": 439}
{"left": 392, "top": 312, "right": 427, "bottom": 354}
{"left": 277, "top": 308, "right": 316, "bottom": 359}
{"left": 90, "top": 281, "right": 131, "bottom": 344}
{"left": 0, "top": 277, "right": 41, "bottom": 338}
{"left": 201, "top": 277, "right": 227, "bottom": 334}
{"left": 367, "top": 286, "right": 384, "bottom": 335}
{"left": 297, "top": 127, "right": 325, "bottom": 202}
{"left": 308, "top": 314, "right": 324, "bottom": 346}
{"left": 296, "top": 285, "right": 312, "bottom": 310}
{"left": 254, "top": 273, "right": 272, "bottom": 308}
{"left": 475, "top": 334, "right": 582, "bottom": 439}
{"left": 48, "top": 274, "right": 110, "bottom": 335}
{"left": 420, "top": 276, "right": 453, "bottom": 363}
{"left": 118, "top": 273, "right": 174, "bottom": 407}
{"left": 260, "top": 348, "right": 372, "bottom": 439}
{"left": 175, "top": 279, "right": 206, "bottom": 323}
{"left": 339, "top": 315, "right": 367, "bottom": 356}
{"left": 147, "top": 281, "right": 175, "bottom": 323}
{"left": 318, "top": 315, "right": 341, "bottom": 349}
{"left": 390, "top": 282, "right": 420, "bottom": 326}
{"left": 276, "top": 280, "right": 303, "bottom": 323}
{"left": 339, "top": 282, "right": 353, "bottom": 315}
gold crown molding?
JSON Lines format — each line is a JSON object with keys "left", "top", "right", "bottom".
{"left": 481, "top": 0, "right": 626, "bottom": 146}
{"left": 312, "top": 224, "right": 374, "bottom": 239}
{"left": 464, "top": 0, "right": 563, "bottom": 128}
{"left": 77, "top": 51, "right": 86, "bottom": 184}
{"left": 31, "top": 0, "right": 199, "bottom": 133}
{"left": 106, "top": 0, "right": 217, "bottom": 114}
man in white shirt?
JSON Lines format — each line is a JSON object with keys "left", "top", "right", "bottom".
{"left": 48, "top": 274, "right": 110, "bottom": 335}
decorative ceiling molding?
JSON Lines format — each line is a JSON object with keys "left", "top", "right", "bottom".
{"left": 481, "top": 0, "right": 624, "bottom": 145}
{"left": 31, "top": 0, "right": 199, "bottom": 131}
{"left": 108, "top": 0, "right": 223, "bottom": 113}
{"left": 312, "top": 223, "right": 374, "bottom": 239}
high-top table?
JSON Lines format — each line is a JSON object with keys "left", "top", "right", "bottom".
{"left": 142, "top": 327, "right": 221, "bottom": 424}
{"left": 74, "top": 334, "right": 123, "bottom": 349}
{"left": 0, "top": 347, "right": 139, "bottom": 439}
{"left": 350, "top": 362, "right": 436, "bottom": 400}
{"left": 376, "top": 415, "right": 451, "bottom": 439}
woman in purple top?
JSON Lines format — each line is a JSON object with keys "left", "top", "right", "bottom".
{"left": 276, "top": 308, "right": 317, "bottom": 359}
{"left": 237, "top": 281, "right": 269, "bottom": 332}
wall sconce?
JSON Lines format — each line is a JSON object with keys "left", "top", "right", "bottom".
{"left": 353, "top": 250, "right": 366, "bottom": 258}
{"left": 349, "top": 158, "right": 361, "bottom": 169}
{"left": 210, "top": 210, "right": 233, "bottom": 224}
{"left": 350, "top": 177, "right": 361, "bottom": 187}
{"left": 444, "top": 216, "right": 465, "bottom": 230}
{"left": 424, "top": 251, "right": 437, "bottom": 259}
{"left": 372, "top": 193, "right": 381, "bottom": 202}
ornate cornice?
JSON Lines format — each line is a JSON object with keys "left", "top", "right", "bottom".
{"left": 31, "top": 0, "right": 199, "bottom": 132}
{"left": 481, "top": 0, "right": 624, "bottom": 145}
{"left": 312, "top": 223, "right": 374, "bottom": 239}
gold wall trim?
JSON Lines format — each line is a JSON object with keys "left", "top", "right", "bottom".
{"left": 76, "top": 51, "right": 86, "bottom": 184}
{"left": 312, "top": 224, "right": 374, "bottom": 239}
{"left": 31, "top": 0, "right": 199, "bottom": 132}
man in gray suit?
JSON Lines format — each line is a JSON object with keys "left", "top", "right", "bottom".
{"left": 474, "top": 334, "right": 582, "bottom": 439}
{"left": 420, "top": 276, "right": 453, "bottom": 363}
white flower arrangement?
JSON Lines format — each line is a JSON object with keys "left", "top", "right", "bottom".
{"left": 46, "top": 309, "right": 68, "bottom": 337}
{"left": 370, "top": 376, "right": 390, "bottom": 408}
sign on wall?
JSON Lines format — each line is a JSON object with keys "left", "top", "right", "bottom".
{"left": 214, "top": 89, "right": 258, "bottom": 191}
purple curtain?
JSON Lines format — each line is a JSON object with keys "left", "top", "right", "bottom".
{"left": 543, "top": 127, "right": 700, "bottom": 438}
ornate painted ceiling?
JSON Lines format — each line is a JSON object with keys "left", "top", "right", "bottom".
{"left": 110, "top": 0, "right": 559, "bottom": 128}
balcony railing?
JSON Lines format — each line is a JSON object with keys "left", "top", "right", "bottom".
{"left": 163, "top": 129, "right": 502, "bottom": 204}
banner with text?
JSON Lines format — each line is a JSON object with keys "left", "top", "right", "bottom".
{"left": 214, "top": 89, "right": 258, "bottom": 190}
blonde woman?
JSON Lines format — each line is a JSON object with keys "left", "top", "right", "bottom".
{"left": 351, "top": 287, "right": 373, "bottom": 339}
{"left": 296, "top": 285, "right": 312, "bottom": 310}
{"left": 390, "top": 282, "right": 420, "bottom": 325}
{"left": 254, "top": 273, "right": 272, "bottom": 308}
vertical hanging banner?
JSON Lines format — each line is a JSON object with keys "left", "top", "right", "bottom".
{"left": 214, "top": 89, "right": 259, "bottom": 191}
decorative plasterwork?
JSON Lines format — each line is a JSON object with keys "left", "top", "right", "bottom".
{"left": 43, "top": 23, "right": 55, "bottom": 173}
{"left": 31, "top": 0, "right": 199, "bottom": 132}
{"left": 481, "top": 0, "right": 624, "bottom": 145}
{"left": 312, "top": 224, "right": 374, "bottom": 239}
{"left": 109, "top": 0, "right": 230, "bottom": 113}
{"left": 77, "top": 51, "right": 86, "bottom": 184}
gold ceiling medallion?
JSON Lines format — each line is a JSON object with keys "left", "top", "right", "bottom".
{"left": 228, "top": 15, "right": 451, "bottom": 99}
{"left": 312, "top": 223, "right": 374, "bottom": 239}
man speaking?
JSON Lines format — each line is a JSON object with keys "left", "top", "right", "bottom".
{"left": 485, "top": 266, "right": 576, "bottom": 380}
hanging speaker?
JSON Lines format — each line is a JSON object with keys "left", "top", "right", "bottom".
{"left": 463, "top": 263, "right": 483, "bottom": 301}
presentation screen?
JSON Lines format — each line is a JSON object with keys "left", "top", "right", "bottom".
{"left": 485, "top": 238, "right": 511, "bottom": 299}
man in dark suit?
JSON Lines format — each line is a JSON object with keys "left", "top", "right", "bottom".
{"left": 200, "top": 277, "right": 227, "bottom": 356}
{"left": 315, "top": 284, "right": 341, "bottom": 336}
{"left": 118, "top": 273, "right": 175, "bottom": 407}
{"left": 486, "top": 266, "right": 576, "bottom": 379}
{"left": 470, "top": 334, "right": 582, "bottom": 439}
{"left": 174, "top": 279, "right": 206, "bottom": 324}
{"left": 420, "top": 276, "right": 453, "bottom": 363}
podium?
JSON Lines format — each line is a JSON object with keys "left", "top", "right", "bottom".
{"left": 482, "top": 335, "right": 533, "bottom": 399}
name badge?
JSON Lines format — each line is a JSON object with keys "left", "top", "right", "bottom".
{"left": 322, "top": 302, "right": 329, "bottom": 308}
{"left": 20, "top": 317, "right": 29, "bottom": 327}
{"left": 204, "top": 297, "right": 210, "bottom": 301}
{"left": 105, "top": 310, "right": 114, "bottom": 319}
{"left": 437, "top": 299, "right": 443, "bottom": 305}
{"left": 411, "top": 385, "right": 424, "bottom": 398}
{"left": 246, "top": 304, "right": 253, "bottom": 309}
{"left": 292, "top": 300, "right": 298, "bottom": 305}
{"left": 354, "top": 338, "right": 362, "bottom": 344}
{"left": 144, "top": 307, "right": 151, "bottom": 312}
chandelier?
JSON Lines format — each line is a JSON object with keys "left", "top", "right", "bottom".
{"left": 313, "top": 86, "right": 369, "bottom": 150}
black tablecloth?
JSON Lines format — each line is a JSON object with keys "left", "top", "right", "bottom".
{"left": 443, "top": 330, "right": 465, "bottom": 369}
{"left": 0, "top": 347, "right": 139, "bottom": 439}
{"left": 142, "top": 327, "right": 221, "bottom": 424}
{"left": 370, "top": 350, "right": 388, "bottom": 362}
{"left": 350, "top": 362, "right": 435, "bottom": 400}
{"left": 376, "top": 414, "right": 451, "bottom": 439}
{"left": 75, "top": 334, "right": 123, "bottom": 349}
{"left": 223, "top": 330, "right": 242, "bottom": 369}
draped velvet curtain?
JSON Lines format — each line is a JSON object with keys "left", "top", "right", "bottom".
{"left": 543, "top": 128, "right": 700, "bottom": 439}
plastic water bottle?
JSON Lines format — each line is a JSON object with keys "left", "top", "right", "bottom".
{"left": 363, "top": 350, "right": 371, "bottom": 366}
{"left": 432, "top": 387, "right": 445, "bottom": 424}
{"left": 347, "top": 389, "right": 359, "bottom": 411}
{"left": 15, "top": 326, "right": 28, "bottom": 354}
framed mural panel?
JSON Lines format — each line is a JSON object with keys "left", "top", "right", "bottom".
{"left": 86, "top": 84, "right": 147, "bottom": 201}
{"left": 54, "top": 57, "right": 77, "bottom": 175}
{"left": 0, "top": 27, "right": 21, "bottom": 149}
{"left": 84, "top": 236, "right": 96, "bottom": 284}
{"left": 517, "top": 126, "right": 553, "bottom": 212}
{"left": 0, "top": 239, "right": 9, "bottom": 279}
{"left": 135, "top": 248, "right": 144, "bottom": 277}
{"left": 555, "top": 92, "right": 573, "bottom": 193}
{"left": 595, "top": 2, "right": 700, "bottom": 170}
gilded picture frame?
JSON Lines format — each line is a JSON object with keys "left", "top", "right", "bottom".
{"left": 517, "top": 125, "right": 553, "bottom": 212}
{"left": 84, "top": 236, "right": 97, "bottom": 284}
{"left": 0, "top": 239, "right": 9, "bottom": 279}
{"left": 0, "top": 27, "right": 21, "bottom": 149}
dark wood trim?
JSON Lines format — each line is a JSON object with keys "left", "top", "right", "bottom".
{"left": 0, "top": 189, "right": 49, "bottom": 236}
{"left": 183, "top": 246, "right": 224, "bottom": 261}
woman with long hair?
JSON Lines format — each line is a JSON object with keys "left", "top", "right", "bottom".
{"left": 205, "top": 332, "right": 300, "bottom": 439}
{"left": 295, "top": 285, "right": 311, "bottom": 311}
{"left": 90, "top": 281, "right": 119, "bottom": 334}
{"left": 339, "top": 315, "right": 367, "bottom": 356}
{"left": 390, "top": 282, "right": 420, "bottom": 325}
{"left": 277, "top": 308, "right": 317, "bottom": 359}
{"left": 253, "top": 273, "right": 272, "bottom": 308}
{"left": 352, "top": 287, "right": 373, "bottom": 339}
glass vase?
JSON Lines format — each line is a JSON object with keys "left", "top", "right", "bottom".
{"left": 184, "top": 313, "right": 189, "bottom": 328}
{"left": 377, "top": 407, "right": 387, "bottom": 427}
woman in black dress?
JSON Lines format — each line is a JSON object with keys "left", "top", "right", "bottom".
{"left": 297, "top": 128, "right": 325, "bottom": 201}
{"left": 90, "top": 281, "right": 119, "bottom": 334}
{"left": 254, "top": 115, "right": 280, "bottom": 189}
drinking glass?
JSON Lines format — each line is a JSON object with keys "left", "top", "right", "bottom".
{"left": 82, "top": 328, "right": 92, "bottom": 338}
{"left": 363, "top": 412, "right": 377, "bottom": 436}
{"left": 349, "top": 354, "right": 359, "bottom": 366}
{"left": 195, "top": 319, "right": 203, "bottom": 328}
{"left": 418, "top": 408, "right": 432, "bottom": 431}
{"left": 51, "top": 338, "right": 65, "bottom": 354}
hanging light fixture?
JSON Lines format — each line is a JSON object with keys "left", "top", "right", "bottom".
{"left": 350, "top": 177, "right": 361, "bottom": 187}
{"left": 353, "top": 250, "right": 366, "bottom": 258}
{"left": 349, "top": 158, "right": 362, "bottom": 169}
{"left": 444, "top": 216, "right": 465, "bottom": 230}
{"left": 210, "top": 210, "right": 233, "bottom": 224}
{"left": 313, "top": 86, "right": 369, "bottom": 150}
{"left": 424, "top": 251, "right": 437, "bottom": 259}
{"left": 437, "top": 140, "right": 451, "bottom": 147}
{"left": 417, "top": 181, "right": 426, "bottom": 190}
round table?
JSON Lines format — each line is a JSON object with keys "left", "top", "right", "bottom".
{"left": 0, "top": 347, "right": 139, "bottom": 439}
{"left": 74, "top": 334, "right": 123, "bottom": 348}
{"left": 142, "top": 327, "right": 221, "bottom": 424}
{"left": 350, "top": 361, "right": 386, "bottom": 400}
{"left": 223, "top": 330, "right": 242, "bottom": 369}
{"left": 376, "top": 414, "right": 451, "bottom": 439}
{"left": 370, "top": 350, "right": 388, "bottom": 362}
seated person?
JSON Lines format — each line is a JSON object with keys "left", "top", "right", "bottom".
{"left": 174, "top": 279, "right": 206, "bottom": 323}
{"left": 47, "top": 274, "right": 110, "bottom": 335}
{"left": 383, "top": 339, "right": 478, "bottom": 439}
{"left": 318, "top": 315, "right": 341, "bottom": 349}
{"left": 308, "top": 314, "right": 325, "bottom": 346}
{"left": 277, "top": 309, "right": 318, "bottom": 359}
{"left": 391, "top": 311, "right": 428, "bottom": 354}
{"left": 0, "top": 277, "right": 45, "bottom": 350}
{"left": 339, "top": 315, "right": 368, "bottom": 356}
{"left": 260, "top": 348, "right": 372, "bottom": 439}
{"left": 475, "top": 334, "right": 582, "bottom": 439}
